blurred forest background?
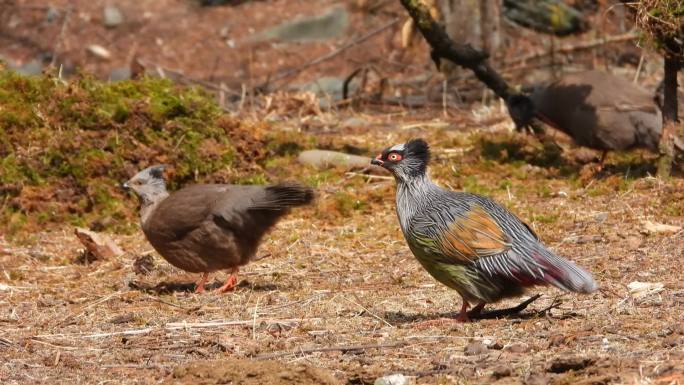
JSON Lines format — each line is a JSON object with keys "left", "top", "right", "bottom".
{"left": 1, "top": 1, "right": 683, "bottom": 385}
{"left": 0, "top": 0, "right": 682, "bottom": 234}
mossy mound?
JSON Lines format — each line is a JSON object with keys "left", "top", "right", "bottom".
{"left": 633, "top": 0, "right": 684, "bottom": 56}
{"left": 0, "top": 70, "right": 263, "bottom": 236}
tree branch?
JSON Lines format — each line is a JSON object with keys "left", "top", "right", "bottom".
{"left": 398, "top": 0, "right": 545, "bottom": 135}
{"left": 399, "top": 0, "right": 512, "bottom": 100}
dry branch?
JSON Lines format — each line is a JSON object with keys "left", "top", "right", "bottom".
{"left": 254, "top": 340, "right": 409, "bottom": 360}
{"left": 34, "top": 318, "right": 321, "bottom": 340}
{"left": 398, "top": 0, "right": 544, "bottom": 134}
{"left": 504, "top": 32, "right": 639, "bottom": 66}
{"left": 399, "top": 0, "right": 510, "bottom": 99}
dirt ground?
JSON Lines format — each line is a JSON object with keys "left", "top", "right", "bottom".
{"left": 2, "top": 116, "right": 684, "bottom": 384}
{"left": 2, "top": 0, "right": 684, "bottom": 384}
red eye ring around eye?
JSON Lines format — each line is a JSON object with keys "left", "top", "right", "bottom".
{"left": 388, "top": 153, "right": 402, "bottom": 162}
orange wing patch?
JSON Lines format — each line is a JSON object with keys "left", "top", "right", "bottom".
{"left": 439, "top": 205, "right": 510, "bottom": 262}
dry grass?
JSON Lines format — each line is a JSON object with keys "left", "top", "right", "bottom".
{"left": 1, "top": 109, "right": 684, "bottom": 384}
{"left": 633, "top": 0, "right": 684, "bottom": 55}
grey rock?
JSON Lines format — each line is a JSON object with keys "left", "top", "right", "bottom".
{"left": 46, "top": 6, "right": 61, "bottom": 24}
{"left": 297, "top": 149, "right": 387, "bottom": 174}
{"left": 252, "top": 5, "right": 348, "bottom": 42}
{"left": 103, "top": 5, "right": 124, "bottom": 28}
{"left": 109, "top": 67, "right": 132, "bottom": 81}
{"left": 375, "top": 373, "right": 408, "bottom": 385}
{"left": 340, "top": 117, "right": 368, "bottom": 128}
{"left": 16, "top": 60, "right": 43, "bottom": 76}
{"left": 296, "top": 77, "right": 347, "bottom": 101}
{"left": 505, "top": 342, "right": 530, "bottom": 353}
{"left": 464, "top": 340, "right": 488, "bottom": 356}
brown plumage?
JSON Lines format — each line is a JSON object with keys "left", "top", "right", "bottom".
{"left": 124, "top": 165, "right": 314, "bottom": 293}
{"left": 509, "top": 70, "right": 662, "bottom": 166}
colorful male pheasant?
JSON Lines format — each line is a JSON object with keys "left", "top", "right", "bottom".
{"left": 372, "top": 139, "right": 597, "bottom": 321}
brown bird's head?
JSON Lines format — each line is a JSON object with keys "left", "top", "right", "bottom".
{"left": 371, "top": 138, "right": 430, "bottom": 181}
{"left": 506, "top": 93, "right": 536, "bottom": 130}
{"left": 123, "top": 164, "right": 169, "bottom": 204}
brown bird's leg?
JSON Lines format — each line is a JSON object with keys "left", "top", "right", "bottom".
{"left": 597, "top": 150, "right": 608, "bottom": 172}
{"left": 214, "top": 268, "right": 239, "bottom": 293}
{"left": 195, "top": 272, "right": 209, "bottom": 293}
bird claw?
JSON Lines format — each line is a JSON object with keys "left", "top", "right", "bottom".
{"left": 214, "top": 273, "right": 238, "bottom": 293}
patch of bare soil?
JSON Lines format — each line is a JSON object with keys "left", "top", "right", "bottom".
{"left": 168, "top": 358, "right": 341, "bottom": 385}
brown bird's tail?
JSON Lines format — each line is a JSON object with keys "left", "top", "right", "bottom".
{"left": 256, "top": 184, "right": 315, "bottom": 210}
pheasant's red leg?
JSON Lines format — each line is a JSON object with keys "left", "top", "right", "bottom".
{"left": 455, "top": 301, "right": 471, "bottom": 322}
{"left": 413, "top": 299, "right": 472, "bottom": 329}
{"left": 195, "top": 272, "right": 209, "bottom": 293}
{"left": 215, "top": 268, "right": 239, "bottom": 293}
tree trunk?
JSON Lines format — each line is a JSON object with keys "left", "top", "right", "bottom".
{"left": 439, "top": 0, "right": 502, "bottom": 63}
{"left": 657, "top": 55, "right": 680, "bottom": 177}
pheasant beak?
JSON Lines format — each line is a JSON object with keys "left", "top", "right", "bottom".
{"left": 122, "top": 181, "right": 130, "bottom": 190}
{"left": 370, "top": 154, "right": 384, "bottom": 166}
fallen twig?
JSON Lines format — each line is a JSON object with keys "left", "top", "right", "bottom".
{"left": 50, "top": 5, "right": 72, "bottom": 68}
{"left": 34, "top": 318, "right": 321, "bottom": 340}
{"left": 504, "top": 32, "right": 638, "bottom": 66}
{"left": 254, "top": 340, "right": 408, "bottom": 360}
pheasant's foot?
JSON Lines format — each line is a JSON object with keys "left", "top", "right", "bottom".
{"left": 473, "top": 294, "right": 542, "bottom": 319}
{"left": 214, "top": 268, "right": 239, "bottom": 293}
{"left": 467, "top": 302, "right": 486, "bottom": 318}
{"left": 194, "top": 272, "right": 209, "bottom": 294}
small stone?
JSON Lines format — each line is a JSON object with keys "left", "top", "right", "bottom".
{"left": 505, "top": 343, "right": 530, "bottom": 353}
{"left": 548, "top": 357, "right": 593, "bottom": 373}
{"left": 464, "top": 340, "right": 488, "bottom": 356}
{"left": 340, "top": 117, "right": 368, "bottom": 128}
{"left": 626, "top": 236, "right": 643, "bottom": 251}
{"left": 87, "top": 45, "right": 111, "bottom": 60}
{"left": 374, "top": 373, "right": 407, "bottom": 385}
{"left": 491, "top": 366, "right": 511, "bottom": 379}
{"left": 45, "top": 7, "right": 60, "bottom": 24}
{"left": 593, "top": 212, "right": 608, "bottom": 223}
{"left": 525, "top": 374, "right": 550, "bottom": 385}
{"left": 548, "top": 334, "right": 565, "bottom": 347}
{"left": 485, "top": 340, "right": 504, "bottom": 350}
{"left": 641, "top": 220, "right": 682, "bottom": 235}
{"left": 252, "top": 5, "right": 349, "bottom": 43}
{"left": 109, "top": 67, "right": 131, "bottom": 81}
{"left": 628, "top": 281, "right": 665, "bottom": 298}
{"left": 103, "top": 5, "right": 124, "bottom": 28}
{"left": 16, "top": 60, "right": 43, "bottom": 76}
{"left": 74, "top": 227, "right": 124, "bottom": 260}
{"left": 662, "top": 334, "right": 682, "bottom": 348}
{"left": 108, "top": 313, "right": 134, "bottom": 324}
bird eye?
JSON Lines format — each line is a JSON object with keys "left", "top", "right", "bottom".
{"left": 388, "top": 153, "right": 402, "bottom": 162}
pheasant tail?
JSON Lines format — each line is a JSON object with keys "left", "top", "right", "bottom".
{"left": 252, "top": 184, "right": 315, "bottom": 210}
{"left": 536, "top": 249, "right": 598, "bottom": 294}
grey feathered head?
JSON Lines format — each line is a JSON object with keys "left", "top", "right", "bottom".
{"left": 123, "top": 164, "right": 169, "bottom": 204}
{"left": 371, "top": 139, "right": 430, "bottom": 181}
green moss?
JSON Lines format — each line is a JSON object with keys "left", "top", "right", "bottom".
{"left": 0, "top": 69, "right": 243, "bottom": 235}
{"left": 533, "top": 212, "right": 559, "bottom": 224}
{"left": 461, "top": 175, "right": 493, "bottom": 196}
{"left": 334, "top": 191, "right": 365, "bottom": 217}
